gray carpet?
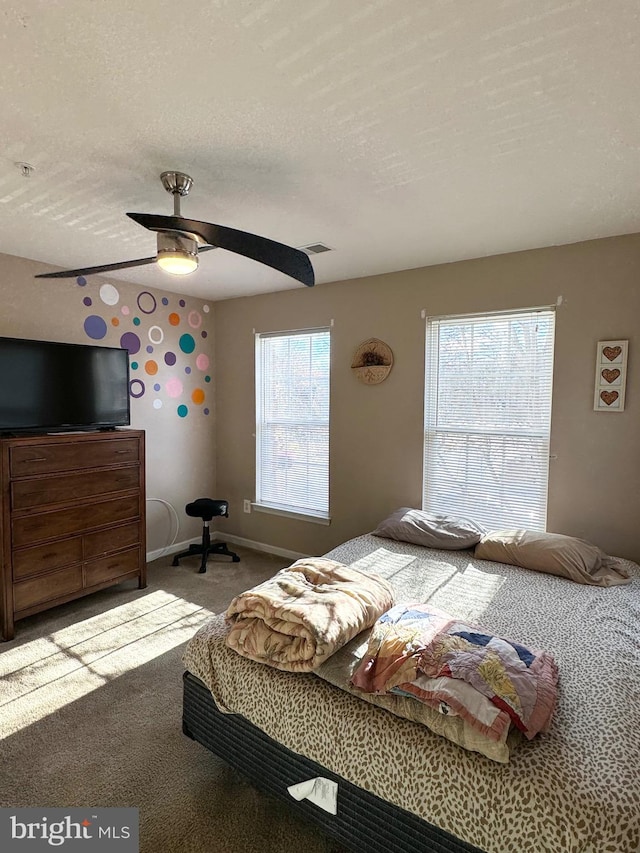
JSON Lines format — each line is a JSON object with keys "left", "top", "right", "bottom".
{"left": 0, "top": 547, "right": 349, "bottom": 853}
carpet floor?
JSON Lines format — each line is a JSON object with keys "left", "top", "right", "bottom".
{"left": 0, "top": 546, "right": 349, "bottom": 853}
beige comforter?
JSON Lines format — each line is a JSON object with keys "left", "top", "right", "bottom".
{"left": 225, "top": 557, "right": 394, "bottom": 672}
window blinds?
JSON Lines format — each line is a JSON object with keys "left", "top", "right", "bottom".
{"left": 423, "top": 309, "right": 555, "bottom": 531}
{"left": 256, "top": 328, "right": 330, "bottom": 517}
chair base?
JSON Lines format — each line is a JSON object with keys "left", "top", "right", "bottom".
{"left": 172, "top": 541, "right": 240, "bottom": 573}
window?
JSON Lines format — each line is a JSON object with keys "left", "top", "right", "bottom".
{"left": 423, "top": 308, "right": 555, "bottom": 531}
{"left": 255, "top": 328, "right": 330, "bottom": 520}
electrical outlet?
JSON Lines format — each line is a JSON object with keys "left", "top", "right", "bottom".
{"left": 243, "top": 499, "right": 252, "bottom": 513}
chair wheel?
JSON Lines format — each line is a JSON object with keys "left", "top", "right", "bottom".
{"left": 171, "top": 557, "right": 179, "bottom": 566}
{"left": 232, "top": 555, "right": 240, "bottom": 562}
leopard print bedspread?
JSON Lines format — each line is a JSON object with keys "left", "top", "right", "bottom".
{"left": 183, "top": 534, "right": 640, "bottom": 853}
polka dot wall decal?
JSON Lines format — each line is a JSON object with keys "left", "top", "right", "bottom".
{"left": 192, "top": 388, "right": 205, "bottom": 405}
{"left": 203, "top": 408, "right": 210, "bottom": 415}
{"left": 205, "top": 375, "right": 211, "bottom": 383}
{"left": 77, "top": 276, "right": 87, "bottom": 286}
{"left": 196, "top": 353, "right": 209, "bottom": 371}
{"left": 185, "top": 366, "right": 191, "bottom": 375}
{"left": 164, "top": 351, "right": 176, "bottom": 366}
{"left": 179, "top": 333, "right": 195, "bottom": 354}
{"left": 120, "top": 332, "right": 141, "bottom": 355}
{"left": 137, "top": 291, "right": 157, "bottom": 314}
{"left": 153, "top": 383, "right": 161, "bottom": 392}
{"left": 146, "top": 345, "right": 153, "bottom": 354}
{"left": 179, "top": 299, "right": 186, "bottom": 307}
{"left": 165, "top": 377, "right": 183, "bottom": 398}
{"left": 149, "top": 326, "right": 164, "bottom": 345}
{"left": 133, "top": 317, "right": 141, "bottom": 326}
{"left": 161, "top": 297, "right": 169, "bottom": 306}
{"left": 121, "top": 306, "right": 130, "bottom": 316}
{"left": 153, "top": 399, "right": 163, "bottom": 409}
{"left": 144, "top": 360, "right": 158, "bottom": 375}
{"left": 177, "top": 404, "right": 188, "bottom": 418}
{"left": 168, "top": 313, "right": 180, "bottom": 326}
{"left": 203, "top": 304, "right": 210, "bottom": 313}
{"left": 84, "top": 315, "right": 108, "bottom": 340}
{"left": 100, "top": 283, "right": 119, "bottom": 306}
{"left": 201, "top": 331, "right": 208, "bottom": 339}
{"left": 129, "top": 379, "right": 145, "bottom": 398}
{"left": 83, "top": 297, "right": 92, "bottom": 307}
{"left": 111, "top": 318, "right": 120, "bottom": 326}
{"left": 131, "top": 361, "right": 139, "bottom": 370}
{"left": 188, "top": 310, "right": 202, "bottom": 329}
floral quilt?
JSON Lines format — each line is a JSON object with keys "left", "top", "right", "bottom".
{"left": 351, "top": 603, "right": 558, "bottom": 741}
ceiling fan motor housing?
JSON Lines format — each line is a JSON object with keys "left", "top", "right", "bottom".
{"left": 156, "top": 231, "right": 199, "bottom": 274}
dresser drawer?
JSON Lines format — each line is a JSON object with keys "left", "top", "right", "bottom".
{"left": 85, "top": 546, "right": 140, "bottom": 587}
{"left": 84, "top": 522, "right": 140, "bottom": 559}
{"left": 12, "top": 495, "right": 141, "bottom": 547}
{"left": 12, "top": 536, "right": 83, "bottom": 581}
{"left": 10, "top": 437, "right": 140, "bottom": 477}
{"left": 12, "top": 467, "right": 140, "bottom": 510}
{"left": 13, "top": 565, "right": 83, "bottom": 612}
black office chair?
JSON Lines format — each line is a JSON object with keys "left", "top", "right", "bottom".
{"left": 172, "top": 498, "right": 240, "bottom": 573}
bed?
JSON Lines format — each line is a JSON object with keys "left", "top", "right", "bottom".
{"left": 182, "top": 533, "right": 640, "bottom": 853}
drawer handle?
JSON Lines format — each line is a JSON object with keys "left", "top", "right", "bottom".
{"left": 116, "top": 449, "right": 132, "bottom": 454}
{"left": 28, "top": 456, "right": 47, "bottom": 462}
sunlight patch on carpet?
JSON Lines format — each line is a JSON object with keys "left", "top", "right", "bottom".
{"left": 0, "top": 591, "right": 214, "bottom": 739}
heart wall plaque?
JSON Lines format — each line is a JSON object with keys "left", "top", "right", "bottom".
{"left": 601, "top": 368, "right": 621, "bottom": 384}
{"left": 603, "top": 346, "right": 622, "bottom": 362}
{"left": 594, "top": 340, "right": 628, "bottom": 412}
{"left": 600, "top": 390, "right": 619, "bottom": 406}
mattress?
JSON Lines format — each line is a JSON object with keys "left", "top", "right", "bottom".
{"left": 183, "top": 534, "right": 640, "bottom": 853}
{"left": 182, "top": 669, "right": 484, "bottom": 853}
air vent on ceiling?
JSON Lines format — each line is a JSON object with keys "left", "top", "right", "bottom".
{"left": 300, "top": 242, "right": 332, "bottom": 255}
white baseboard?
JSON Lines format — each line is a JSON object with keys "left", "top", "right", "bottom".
{"left": 147, "top": 534, "right": 307, "bottom": 563}
{"left": 146, "top": 537, "right": 198, "bottom": 563}
{"left": 213, "top": 531, "right": 308, "bottom": 562}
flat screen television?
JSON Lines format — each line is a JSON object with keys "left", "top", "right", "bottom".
{"left": 0, "top": 336, "right": 130, "bottom": 434}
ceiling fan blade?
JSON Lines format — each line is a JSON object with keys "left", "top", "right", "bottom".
{"left": 127, "top": 213, "right": 315, "bottom": 287}
{"left": 34, "top": 246, "right": 218, "bottom": 279}
{"left": 35, "top": 256, "right": 158, "bottom": 279}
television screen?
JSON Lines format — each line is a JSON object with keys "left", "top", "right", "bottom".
{"left": 0, "top": 337, "right": 130, "bottom": 433}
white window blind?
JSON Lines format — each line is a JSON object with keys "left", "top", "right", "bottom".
{"left": 423, "top": 308, "right": 555, "bottom": 531}
{"left": 256, "top": 328, "right": 330, "bottom": 518}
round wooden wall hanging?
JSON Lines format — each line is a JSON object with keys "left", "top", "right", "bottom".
{"left": 351, "top": 338, "right": 394, "bottom": 384}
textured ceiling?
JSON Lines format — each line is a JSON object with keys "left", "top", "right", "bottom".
{"left": 1, "top": 0, "right": 639, "bottom": 300}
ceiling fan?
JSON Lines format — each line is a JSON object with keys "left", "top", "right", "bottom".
{"left": 35, "top": 171, "right": 315, "bottom": 287}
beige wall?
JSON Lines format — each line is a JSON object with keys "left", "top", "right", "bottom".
{"left": 0, "top": 253, "right": 216, "bottom": 554}
{"left": 214, "top": 233, "right": 640, "bottom": 562}
{"left": 3, "top": 233, "right": 637, "bottom": 564}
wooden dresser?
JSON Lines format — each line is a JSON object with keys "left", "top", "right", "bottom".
{"left": 0, "top": 429, "right": 146, "bottom": 641}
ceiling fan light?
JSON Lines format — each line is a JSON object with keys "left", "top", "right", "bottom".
{"left": 157, "top": 251, "right": 198, "bottom": 275}
{"left": 156, "top": 232, "right": 199, "bottom": 275}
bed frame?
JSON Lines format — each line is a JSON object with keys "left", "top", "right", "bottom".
{"left": 182, "top": 671, "right": 485, "bottom": 853}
